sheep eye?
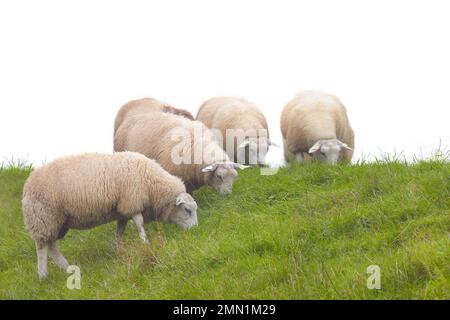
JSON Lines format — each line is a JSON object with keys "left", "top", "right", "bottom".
{"left": 216, "top": 175, "right": 224, "bottom": 181}
{"left": 185, "top": 208, "right": 192, "bottom": 216}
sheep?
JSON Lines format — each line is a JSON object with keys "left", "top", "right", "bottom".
{"left": 196, "top": 97, "right": 276, "bottom": 165}
{"left": 114, "top": 112, "right": 248, "bottom": 195}
{"left": 280, "top": 90, "right": 354, "bottom": 165}
{"left": 114, "top": 97, "right": 194, "bottom": 135}
{"left": 22, "top": 151, "right": 198, "bottom": 280}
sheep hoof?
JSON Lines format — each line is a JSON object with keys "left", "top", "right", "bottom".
{"left": 38, "top": 271, "right": 48, "bottom": 280}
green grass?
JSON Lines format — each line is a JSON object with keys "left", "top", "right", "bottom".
{"left": 0, "top": 160, "right": 449, "bottom": 299}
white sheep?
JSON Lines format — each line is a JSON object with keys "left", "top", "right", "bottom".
{"left": 114, "top": 112, "right": 247, "bottom": 195}
{"left": 22, "top": 152, "right": 197, "bottom": 280}
{"left": 114, "top": 97, "right": 194, "bottom": 135}
{"left": 196, "top": 97, "right": 276, "bottom": 165}
{"left": 280, "top": 90, "right": 354, "bottom": 164}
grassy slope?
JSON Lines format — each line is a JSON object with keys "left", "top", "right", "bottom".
{"left": 0, "top": 162, "right": 448, "bottom": 299}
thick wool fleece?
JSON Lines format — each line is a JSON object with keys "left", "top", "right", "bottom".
{"left": 280, "top": 90, "right": 354, "bottom": 161}
{"left": 196, "top": 97, "right": 270, "bottom": 162}
{"left": 114, "top": 97, "right": 194, "bottom": 135}
{"left": 22, "top": 152, "right": 185, "bottom": 244}
{"left": 114, "top": 112, "right": 230, "bottom": 192}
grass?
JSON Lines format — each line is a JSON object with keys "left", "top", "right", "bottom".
{"left": 0, "top": 159, "right": 449, "bottom": 299}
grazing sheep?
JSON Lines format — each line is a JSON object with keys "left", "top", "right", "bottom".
{"left": 280, "top": 91, "right": 354, "bottom": 164}
{"left": 114, "top": 112, "right": 247, "bottom": 195}
{"left": 22, "top": 152, "right": 197, "bottom": 280}
{"left": 114, "top": 97, "right": 194, "bottom": 135}
{"left": 196, "top": 97, "right": 276, "bottom": 165}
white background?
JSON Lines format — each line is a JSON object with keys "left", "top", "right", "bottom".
{"left": 1, "top": 0, "right": 449, "bottom": 167}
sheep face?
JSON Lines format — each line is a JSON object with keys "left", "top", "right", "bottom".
{"left": 308, "top": 139, "right": 352, "bottom": 165}
{"left": 202, "top": 162, "right": 241, "bottom": 196}
{"left": 168, "top": 193, "right": 198, "bottom": 229}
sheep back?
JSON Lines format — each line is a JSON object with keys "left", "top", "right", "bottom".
{"left": 197, "top": 97, "right": 269, "bottom": 159}
{"left": 114, "top": 98, "right": 194, "bottom": 135}
{"left": 281, "top": 91, "right": 354, "bottom": 159}
{"left": 114, "top": 112, "right": 229, "bottom": 190}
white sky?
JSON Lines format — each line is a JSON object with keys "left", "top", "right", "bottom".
{"left": 1, "top": 0, "right": 449, "bottom": 167}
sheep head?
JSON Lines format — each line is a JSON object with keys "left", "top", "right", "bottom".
{"left": 201, "top": 161, "right": 249, "bottom": 196}
{"left": 237, "top": 136, "right": 278, "bottom": 166}
{"left": 308, "top": 139, "right": 352, "bottom": 165}
{"left": 168, "top": 193, "right": 198, "bottom": 229}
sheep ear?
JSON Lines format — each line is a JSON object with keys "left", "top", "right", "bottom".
{"left": 308, "top": 141, "right": 322, "bottom": 154}
{"left": 340, "top": 142, "right": 353, "bottom": 151}
{"left": 238, "top": 139, "right": 251, "bottom": 149}
{"left": 201, "top": 163, "right": 218, "bottom": 173}
{"left": 175, "top": 195, "right": 185, "bottom": 206}
{"left": 233, "top": 163, "right": 251, "bottom": 170}
{"left": 268, "top": 140, "right": 280, "bottom": 148}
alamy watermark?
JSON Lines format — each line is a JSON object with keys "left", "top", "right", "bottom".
{"left": 169, "top": 126, "right": 279, "bottom": 175}
{"left": 366, "top": 265, "right": 381, "bottom": 290}
{"left": 66, "top": 265, "right": 81, "bottom": 290}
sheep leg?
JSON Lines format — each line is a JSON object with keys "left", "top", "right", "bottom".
{"left": 295, "top": 153, "right": 304, "bottom": 163}
{"left": 283, "top": 139, "right": 293, "bottom": 162}
{"left": 116, "top": 219, "right": 128, "bottom": 242}
{"left": 36, "top": 242, "right": 48, "bottom": 280}
{"left": 132, "top": 213, "right": 149, "bottom": 244}
{"left": 48, "top": 241, "right": 69, "bottom": 271}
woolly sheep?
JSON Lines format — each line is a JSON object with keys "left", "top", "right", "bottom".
{"left": 22, "top": 152, "right": 197, "bottom": 280}
{"left": 114, "top": 97, "right": 194, "bottom": 135}
{"left": 114, "top": 112, "right": 247, "bottom": 195}
{"left": 196, "top": 97, "right": 277, "bottom": 165}
{"left": 280, "top": 91, "right": 354, "bottom": 165}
